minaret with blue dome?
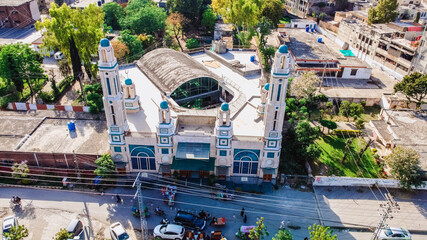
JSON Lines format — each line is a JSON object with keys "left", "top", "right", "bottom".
{"left": 123, "top": 78, "right": 140, "bottom": 113}
{"left": 261, "top": 44, "right": 291, "bottom": 180}
{"left": 156, "top": 100, "right": 176, "bottom": 166}
{"left": 214, "top": 102, "right": 233, "bottom": 179}
{"left": 98, "top": 38, "right": 129, "bottom": 168}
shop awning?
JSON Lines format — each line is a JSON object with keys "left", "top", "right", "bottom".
{"left": 171, "top": 157, "right": 215, "bottom": 171}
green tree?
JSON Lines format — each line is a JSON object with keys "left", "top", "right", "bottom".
{"left": 94, "top": 153, "right": 116, "bottom": 178}
{"left": 119, "top": 30, "right": 144, "bottom": 62}
{"left": 308, "top": 224, "right": 337, "bottom": 240}
{"left": 84, "top": 83, "right": 103, "bottom": 113}
{"left": 166, "top": 13, "right": 189, "bottom": 51}
{"left": 339, "top": 100, "right": 351, "bottom": 121}
{"left": 394, "top": 72, "right": 427, "bottom": 109}
{"left": 355, "top": 119, "right": 365, "bottom": 130}
{"left": 272, "top": 229, "right": 293, "bottom": 240}
{"left": 295, "top": 121, "right": 320, "bottom": 148}
{"left": 349, "top": 102, "right": 364, "bottom": 120}
{"left": 367, "top": 0, "right": 398, "bottom": 25}
{"left": 201, "top": 8, "right": 217, "bottom": 33}
{"left": 249, "top": 217, "right": 269, "bottom": 240}
{"left": 11, "top": 161, "right": 29, "bottom": 180}
{"left": 186, "top": 38, "right": 200, "bottom": 49}
{"left": 290, "top": 71, "right": 322, "bottom": 100}
{"left": 3, "top": 225, "right": 29, "bottom": 240}
{"left": 260, "top": 0, "right": 284, "bottom": 25}
{"left": 58, "top": 59, "right": 71, "bottom": 77}
{"left": 0, "top": 43, "right": 44, "bottom": 99}
{"left": 319, "top": 119, "right": 337, "bottom": 133}
{"left": 167, "top": 0, "right": 203, "bottom": 26}
{"left": 102, "top": 2, "right": 125, "bottom": 30}
{"left": 54, "top": 228, "right": 73, "bottom": 240}
{"left": 36, "top": 3, "right": 104, "bottom": 100}
{"left": 55, "top": 0, "right": 64, "bottom": 5}
{"left": 385, "top": 146, "right": 423, "bottom": 190}
{"left": 121, "top": 0, "right": 166, "bottom": 35}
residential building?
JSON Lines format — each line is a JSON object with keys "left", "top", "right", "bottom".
{"left": 0, "top": 0, "right": 40, "bottom": 28}
{"left": 97, "top": 39, "right": 292, "bottom": 184}
{"left": 285, "top": 0, "right": 327, "bottom": 18}
{"left": 336, "top": 20, "right": 424, "bottom": 79}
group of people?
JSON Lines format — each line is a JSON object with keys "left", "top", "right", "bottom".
{"left": 11, "top": 196, "right": 21, "bottom": 205}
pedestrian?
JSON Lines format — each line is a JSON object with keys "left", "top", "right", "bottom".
{"left": 243, "top": 214, "right": 247, "bottom": 223}
{"left": 304, "top": 238, "right": 308, "bottom": 240}
{"left": 116, "top": 194, "right": 121, "bottom": 203}
{"left": 240, "top": 207, "right": 245, "bottom": 217}
{"left": 209, "top": 217, "right": 217, "bottom": 226}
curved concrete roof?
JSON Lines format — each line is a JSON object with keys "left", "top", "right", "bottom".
{"left": 136, "top": 48, "right": 221, "bottom": 95}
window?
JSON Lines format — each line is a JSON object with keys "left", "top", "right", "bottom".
{"left": 11, "top": 11, "right": 18, "bottom": 15}
{"left": 161, "top": 148, "right": 169, "bottom": 154}
{"left": 220, "top": 150, "right": 227, "bottom": 156}
{"left": 114, "top": 146, "right": 121, "bottom": 152}
{"left": 233, "top": 149, "right": 260, "bottom": 175}
{"left": 130, "top": 145, "right": 156, "bottom": 170}
{"left": 14, "top": 20, "right": 21, "bottom": 24}
{"left": 273, "top": 121, "right": 276, "bottom": 131}
{"left": 267, "top": 152, "right": 275, "bottom": 158}
{"left": 350, "top": 69, "right": 358, "bottom": 76}
{"left": 111, "top": 105, "right": 116, "bottom": 125}
{"left": 274, "top": 111, "right": 278, "bottom": 120}
{"left": 106, "top": 77, "right": 111, "bottom": 95}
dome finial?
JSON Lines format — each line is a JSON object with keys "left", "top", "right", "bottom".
{"left": 100, "top": 38, "right": 110, "bottom": 47}
{"left": 278, "top": 45, "right": 288, "bottom": 53}
{"left": 160, "top": 101, "right": 169, "bottom": 109}
{"left": 221, "top": 103, "right": 229, "bottom": 111}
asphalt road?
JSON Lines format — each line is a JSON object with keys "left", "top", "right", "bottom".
{"left": 1, "top": 184, "right": 426, "bottom": 240}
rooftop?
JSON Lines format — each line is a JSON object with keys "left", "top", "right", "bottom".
{"left": 214, "top": 23, "right": 233, "bottom": 32}
{"left": 0, "top": 0, "right": 32, "bottom": 7}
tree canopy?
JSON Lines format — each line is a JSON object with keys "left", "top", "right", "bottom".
{"left": 167, "top": 0, "right": 203, "bottom": 26}
{"left": 121, "top": 0, "right": 167, "bottom": 35}
{"left": 54, "top": 229, "right": 74, "bottom": 240}
{"left": 261, "top": 0, "right": 284, "bottom": 25}
{"left": 0, "top": 43, "right": 44, "bottom": 97}
{"left": 385, "top": 146, "right": 423, "bottom": 190}
{"left": 290, "top": 71, "right": 322, "bottom": 99}
{"left": 308, "top": 224, "right": 337, "bottom": 240}
{"left": 272, "top": 229, "right": 293, "bottom": 240}
{"left": 119, "top": 29, "right": 144, "bottom": 62}
{"left": 94, "top": 153, "right": 116, "bottom": 178}
{"left": 211, "top": 0, "right": 262, "bottom": 29}
{"left": 166, "top": 13, "right": 188, "bottom": 51}
{"left": 3, "top": 225, "right": 29, "bottom": 240}
{"left": 394, "top": 72, "right": 427, "bottom": 109}
{"left": 367, "top": 0, "right": 399, "bottom": 25}
{"left": 102, "top": 2, "right": 125, "bottom": 30}
{"left": 201, "top": 8, "right": 217, "bottom": 32}
{"left": 249, "top": 217, "right": 269, "bottom": 240}
{"left": 110, "top": 40, "right": 130, "bottom": 60}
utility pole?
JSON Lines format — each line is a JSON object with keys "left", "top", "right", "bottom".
{"left": 133, "top": 172, "right": 148, "bottom": 240}
{"left": 73, "top": 150, "right": 81, "bottom": 183}
{"left": 371, "top": 193, "right": 400, "bottom": 240}
{"left": 320, "top": 59, "right": 328, "bottom": 92}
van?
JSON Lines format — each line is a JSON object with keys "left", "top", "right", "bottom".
{"left": 66, "top": 219, "right": 83, "bottom": 238}
{"left": 54, "top": 51, "right": 64, "bottom": 60}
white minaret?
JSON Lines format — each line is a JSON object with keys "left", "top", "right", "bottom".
{"left": 98, "top": 38, "right": 129, "bottom": 166}
{"left": 123, "top": 78, "right": 140, "bottom": 113}
{"left": 261, "top": 45, "right": 291, "bottom": 180}
{"left": 156, "top": 101, "right": 175, "bottom": 167}
{"left": 215, "top": 103, "right": 233, "bottom": 178}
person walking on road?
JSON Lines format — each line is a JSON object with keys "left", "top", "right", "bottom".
{"left": 240, "top": 207, "right": 245, "bottom": 217}
{"left": 243, "top": 214, "right": 247, "bottom": 223}
{"left": 116, "top": 194, "right": 122, "bottom": 203}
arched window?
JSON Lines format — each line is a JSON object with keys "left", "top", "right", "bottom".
{"left": 233, "top": 149, "right": 260, "bottom": 175}
{"left": 130, "top": 145, "right": 156, "bottom": 170}
{"left": 281, "top": 56, "right": 286, "bottom": 69}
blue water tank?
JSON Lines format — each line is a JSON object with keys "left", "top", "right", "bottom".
{"left": 311, "top": 28, "right": 315, "bottom": 32}
{"left": 318, "top": 37, "right": 322, "bottom": 43}
{"left": 306, "top": 27, "right": 310, "bottom": 32}
{"left": 68, "top": 121, "right": 76, "bottom": 132}
{"left": 250, "top": 55, "right": 255, "bottom": 62}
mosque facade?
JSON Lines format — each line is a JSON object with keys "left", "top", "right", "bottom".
{"left": 97, "top": 38, "right": 292, "bottom": 184}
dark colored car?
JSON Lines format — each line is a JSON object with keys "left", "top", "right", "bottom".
{"left": 173, "top": 211, "right": 206, "bottom": 231}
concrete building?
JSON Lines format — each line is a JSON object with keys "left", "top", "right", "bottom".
{"left": 279, "top": 28, "right": 372, "bottom": 81}
{"left": 0, "top": 0, "right": 40, "bottom": 28}
{"left": 290, "top": 19, "right": 317, "bottom": 29}
{"left": 285, "top": 0, "right": 328, "bottom": 18}
{"left": 97, "top": 39, "right": 292, "bottom": 184}
{"left": 336, "top": 20, "right": 424, "bottom": 79}
{"left": 370, "top": 109, "right": 427, "bottom": 176}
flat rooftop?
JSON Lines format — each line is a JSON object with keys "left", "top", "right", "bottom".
{"left": 122, "top": 50, "right": 265, "bottom": 138}
{"left": 284, "top": 28, "right": 341, "bottom": 60}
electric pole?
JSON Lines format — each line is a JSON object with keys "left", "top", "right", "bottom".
{"left": 73, "top": 150, "right": 81, "bottom": 183}
{"left": 371, "top": 193, "right": 400, "bottom": 240}
{"left": 133, "top": 172, "right": 148, "bottom": 240}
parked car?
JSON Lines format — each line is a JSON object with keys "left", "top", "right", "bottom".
{"left": 153, "top": 224, "right": 185, "bottom": 240}
{"left": 375, "top": 227, "right": 411, "bottom": 240}
{"left": 54, "top": 51, "right": 64, "bottom": 60}
{"left": 66, "top": 219, "right": 83, "bottom": 239}
{"left": 110, "top": 222, "right": 131, "bottom": 240}
{"left": 2, "top": 216, "right": 18, "bottom": 240}
{"left": 174, "top": 211, "right": 206, "bottom": 231}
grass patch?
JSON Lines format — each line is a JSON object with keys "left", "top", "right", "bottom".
{"left": 309, "top": 105, "right": 381, "bottom": 123}
{"left": 280, "top": 17, "right": 291, "bottom": 24}
{"left": 316, "top": 135, "right": 381, "bottom": 178}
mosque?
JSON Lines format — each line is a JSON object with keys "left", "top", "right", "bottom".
{"left": 97, "top": 38, "right": 292, "bottom": 184}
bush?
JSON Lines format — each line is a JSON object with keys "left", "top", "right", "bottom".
{"left": 333, "top": 129, "right": 362, "bottom": 136}
{"left": 38, "top": 91, "right": 54, "bottom": 103}
{"left": 0, "top": 95, "right": 17, "bottom": 109}
{"left": 186, "top": 38, "right": 200, "bottom": 49}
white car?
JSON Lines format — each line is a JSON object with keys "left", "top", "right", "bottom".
{"left": 2, "top": 216, "right": 18, "bottom": 240}
{"left": 153, "top": 224, "right": 185, "bottom": 240}
{"left": 110, "top": 222, "right": 131, "bottom": 240}
{"left": 376, "top": 227, "right": 411, "bottom": 240}
{"left": 54, "top": 51, "right": 64, "bottom": 60}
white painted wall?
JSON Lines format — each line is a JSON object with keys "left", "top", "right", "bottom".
{"left": 29, "top": 0, "right": 41, "bottom": 21}
{"left": 290, "top": 20, "right": 317, "bottom": 29}
{"left": 341, "top": 67, "right": 372, "bottom": 79}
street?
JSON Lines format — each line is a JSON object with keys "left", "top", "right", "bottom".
{"left": 1, "top": 183, "right": 426, "bottom": 240}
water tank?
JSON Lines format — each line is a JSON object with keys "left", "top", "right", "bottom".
{"left": 306, "top": 27, "right": 310, "bottom": 32}
{"left": 311, "top": 28, "right": 315, "bottom": 32}
{"left": 68, "top": 121, "right": 76, "bottom": 132}
{"left": 318, "top": 37, "right": 322, "bottom": 43}
{"left": 250, "top": 55, "right": 255, "bottom": 62}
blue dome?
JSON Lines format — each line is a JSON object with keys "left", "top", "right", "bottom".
{"left": 278, "top": 45, "right": 288, "bottom": 54}
{"left": 160, "top": 101, "right": 168, "bottom": 109}
{"left": 125, "top": 78, "right": 132, "bottom": 85}
{"left": 264, "top": 83, "right": 270, "bottom": 91}
{"left": 221, "top": 103, "right": 229, "bottom": 111}
{"left": 100, "top": 38, "right": 110, "bottom": 47}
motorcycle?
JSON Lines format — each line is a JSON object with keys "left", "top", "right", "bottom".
{"left": 160, "top": 218, "right": 170, "bottom": 225}
{"left": 154, "top": 207, "right": 166, "bottom": 217}
{"left": 10, "top": 196, "right": 21, "bottom": 210}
